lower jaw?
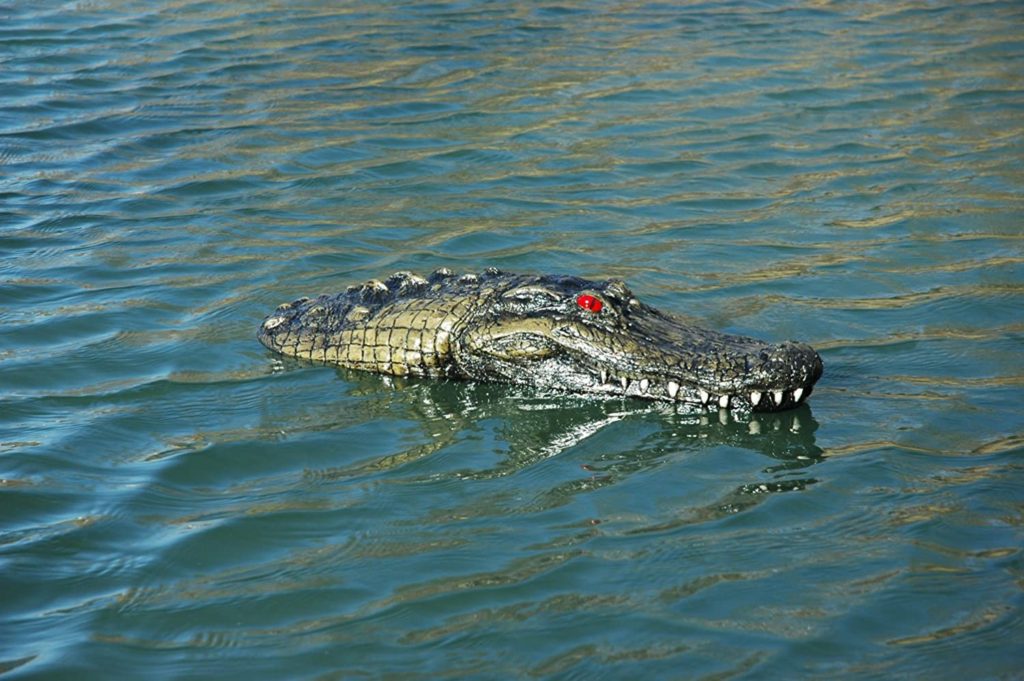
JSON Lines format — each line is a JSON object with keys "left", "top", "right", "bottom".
{"left": 583, "top": 372, "right": 813, "bottom": 412}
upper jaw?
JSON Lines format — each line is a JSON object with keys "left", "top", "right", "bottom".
{"left": 566, "top": 338, "right": 823, "bottom": 412}
{"left": 578, "top": 310, "right": 824, "bottom": 411}
{"left": 576, "top": 362, "right": 817, "bottom": 412}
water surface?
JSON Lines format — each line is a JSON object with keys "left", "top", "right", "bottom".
{"left": 2, "top": 1, "right": 1023, "bottom": 678}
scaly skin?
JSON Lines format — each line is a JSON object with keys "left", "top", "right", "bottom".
{"left": 258, "top": 268, "right": 823, "bottom": 412}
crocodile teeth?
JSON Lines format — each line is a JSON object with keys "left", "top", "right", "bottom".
{"left": 639, "top": 378, "right": 649, "bottom": 392}
{"left": 600, "top": 369, "right": 608, "bottom": 384}
{"left": 772, "top": 390, "right": 784, "bottom": 405}
{"left": 620, "top": 377, "right": 629, "bottom": 390}
{"left": 698, "top": 389, "right": 710, "bottom": 405}
{"left": 718, "top": 394, "right": 730, "bottom": 408}
{"left": 792, "top": 388, "right": 804, "bottom": 402}
{"left": 750, "top": 391, "right": 762, "bottom": 407}
{"left": 667, "top": 381, "right": 680, "bottom": 399}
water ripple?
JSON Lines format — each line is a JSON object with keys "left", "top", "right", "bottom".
{"left": 2, "top": 1, "right": 1023, "bottom": 678}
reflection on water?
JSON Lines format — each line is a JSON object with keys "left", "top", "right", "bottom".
{"left": 307, "top": 367, "right": 823, "bottom": 486}
{"left": 2, "top": 0, "right": 1023, "bottom": 678}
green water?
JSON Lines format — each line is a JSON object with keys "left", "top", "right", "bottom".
{"left": 2, "top": 1, "right": 1023, "bottom": 678}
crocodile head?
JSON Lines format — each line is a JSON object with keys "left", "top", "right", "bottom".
{"left": 258, "top": 269, "right": 823, "bottom": 412}
{"left": 453, "top": 274, "right": 823, "bottom": 412}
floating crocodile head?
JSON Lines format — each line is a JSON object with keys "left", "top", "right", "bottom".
{"left": 258, "top": 268, "right": 823, "bottom": 412}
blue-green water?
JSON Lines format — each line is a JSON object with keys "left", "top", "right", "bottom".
{"left": 2, "top": 1, "right": 1023, "bottom": 678}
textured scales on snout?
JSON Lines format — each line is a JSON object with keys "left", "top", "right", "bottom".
{"left": 258, "top": 268, "right": 823, "bottom": 412}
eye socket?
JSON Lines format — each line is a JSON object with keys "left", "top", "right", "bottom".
{"left": 576, "top": 294, "right": 603, "bottom": 313}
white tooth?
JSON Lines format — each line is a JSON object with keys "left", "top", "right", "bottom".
{"left": 639, "top": 378, "right": 649, "bottom": 392}
{"left": 792, "top": 388, "right": 804, "bottom": 402}
{"left": 620, "top": 377, "right": 629, "bottom": 390}
{"left": 772, "top": 390, "right": 784, "bottom": 405}
{"left": 667, "top": 381, "right": 680, "bottom": 399}
{"left": 698, "top": 389, "right": 710, "bottom": 405}
{"left": 600, "top": 369, "right": 608, "bottom": 384}
{"left": 718, "top": 394, "right": 730, "bottom": 408}
{"left": 750, "top": 391, "right": 762, "bottom": 407}
{"left": 749, "top": 421, "right": 761, "bottom": 435}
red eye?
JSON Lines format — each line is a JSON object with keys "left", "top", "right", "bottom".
{"left": 576, "top": 294, "right": 603, "bottom": 313}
